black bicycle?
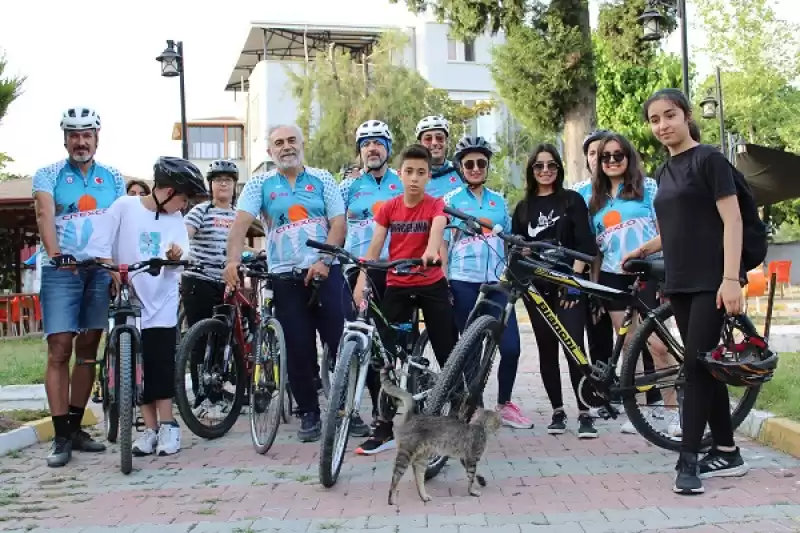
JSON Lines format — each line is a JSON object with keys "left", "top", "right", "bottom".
{"left": 75, "top": 257, "right": 194, "bottom": 475}
{"left": 305, "top": 239, "right": 443, "bottom": 487}
{"left": 433, "top": 206, "right": 763, "bottom": 451}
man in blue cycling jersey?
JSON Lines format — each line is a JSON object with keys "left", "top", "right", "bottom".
{"left": 32, "top": 106, "right": 126, "bottom": 467}
{"left": 339, "top": 120, "right": 404, "bottom": 437}
{"left": 415, "top": 115, "right": 462, "bottom": 198}
{"left": 443, "top": 136, "right": 531, "bottom": 429}
{"left": 224, "top": 124, "right": 347, "bottom": 442}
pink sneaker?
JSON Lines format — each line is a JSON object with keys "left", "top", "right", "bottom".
{"left": 496, "top": 402, "right": 534, "bottom": 429}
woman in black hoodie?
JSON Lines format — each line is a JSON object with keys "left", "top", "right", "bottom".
{"left": 511, "top": 143, "right": 598, "bottom": 438}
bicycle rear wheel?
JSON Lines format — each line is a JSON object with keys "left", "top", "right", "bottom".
{"left": 250, "top": 318, "right": 287, "bottom": 454}
{"left": 621, "top": 302, "right": 761, "bottom": 451}
{"left": 174, "top": 318, "right": 246, "bottom": 439}
{"left": 118, "top": 332, "right": 134, "bottom": 475}
{"left": 319, "top": 338, "right": 361, "bottom": 488}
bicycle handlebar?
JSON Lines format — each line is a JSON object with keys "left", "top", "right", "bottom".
{"left": 305, "top": 239, "right": 441, "bottom": 273}
{"left": 443, "top": 206, "right": 595, "bottom": 264}
{"left": 75, "top": 257, "right": 194, "bottom": 272}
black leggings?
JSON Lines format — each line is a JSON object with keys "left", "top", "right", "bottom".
{"left": 181, "top": 275, "right": 226, "bottom": 397}
{"left": 670, "top": 292, "right": 735, "bottom": 453}
{"left": 524, "top": 283, "right": 591, "bottom": 412}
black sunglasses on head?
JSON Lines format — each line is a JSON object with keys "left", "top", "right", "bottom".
{"left": 600, "top": 152, "right": 626, "bottom": 164}
{"left": 462, "top": 159, "right": 488, "bottom": 171}
{"left": 532, "top": 161, "right": 559, "bottom": 172}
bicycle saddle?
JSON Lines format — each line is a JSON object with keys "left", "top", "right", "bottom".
{"left": 623, "top": 258, "right": 665, "bottom": 282}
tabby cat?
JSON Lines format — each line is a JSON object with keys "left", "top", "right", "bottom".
{"left": 380, "top": 369, "right": 502, "bottom": 505}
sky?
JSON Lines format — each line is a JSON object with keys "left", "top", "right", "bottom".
{"left": 0, "top": 0, "right": 796, "bottom": 179}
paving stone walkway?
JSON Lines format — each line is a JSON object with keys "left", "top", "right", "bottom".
{"left": 1, "top": 329, "right": 800, "bottom": 533}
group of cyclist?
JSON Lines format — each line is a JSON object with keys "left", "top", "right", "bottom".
{"left": 34, "top": 85, "right": 760, "bottom": 496}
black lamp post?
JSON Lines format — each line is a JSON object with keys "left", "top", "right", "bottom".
{"left": 156, "top": 40, "right": 189, "bottom": 159}
{"left": 700, "top": 66, "right": 727, "bottom": 156}
{"left": 638, "top": 0, "right": 690, "bottom": 99}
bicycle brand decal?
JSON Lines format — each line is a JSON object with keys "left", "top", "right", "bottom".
{"left": 528, "top": 290, "right": 588, "bottom": 366}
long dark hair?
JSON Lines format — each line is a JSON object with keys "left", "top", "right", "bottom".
{"left": 589, "top": 133, "right": 644, "bottom": 215}
{"left": 525, "top": 143, "right": 565, "bottom": 197}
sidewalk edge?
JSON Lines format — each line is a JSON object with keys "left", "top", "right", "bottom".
{"left": 0, "top": 409, "right": 99, "bottom": 456}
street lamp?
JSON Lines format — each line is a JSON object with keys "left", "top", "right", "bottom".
{"left": 157, "top": 40, "right": 189, "bottom": 159}
{"left": 638, "top": 0, "right": 690, "bottom": 99}
{"left": 700, "top": 67, "right": 727, "bottom": 156}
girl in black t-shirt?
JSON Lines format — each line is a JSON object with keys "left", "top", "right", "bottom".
{"left": 625, "top": 89, "right": 748, "bottom": 495}
{"left": 511, "top": 144, "right": 598, "bottom": 439}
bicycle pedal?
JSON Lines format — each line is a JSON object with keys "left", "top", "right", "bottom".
{"left": 91, "top": 395, "right": 103, "bottom": 405}
{"left": 134, "top": 417, "right": 147, "bottom": 432}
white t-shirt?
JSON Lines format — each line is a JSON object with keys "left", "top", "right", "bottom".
{"left": 93, "top": 195, "right": 190, "bottom": 329}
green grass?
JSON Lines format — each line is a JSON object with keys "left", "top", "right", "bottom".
{"left": 0, "top": 338, "right": 47, "bottom": 386}
{"left": 0, "top": 409, "right": 50, "bottom": 434}
{"left": 731, "top": 352, "right": 800, "bottom": 421}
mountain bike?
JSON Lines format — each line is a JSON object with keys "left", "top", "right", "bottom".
{"left": 305, "top": 239, "right": 444, "bottom": 488}
{"left": 74, "top": 257, "right": 194, "bottom": 475}
{"left": 435, "top": 206, "right": 764, "bottom": 451}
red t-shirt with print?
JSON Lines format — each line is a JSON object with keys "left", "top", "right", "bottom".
{"left": 374, "top": 194, "right": 446, "bottom": 287}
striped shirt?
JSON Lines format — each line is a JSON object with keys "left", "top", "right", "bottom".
{"left": 184, "top": 202, "right": 236, "bottom": 280}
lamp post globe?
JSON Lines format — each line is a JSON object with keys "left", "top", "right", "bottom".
{"left": 156, "top": 40, "right": 181, "bottom": 78}
{"left": 700, "top": 91, "right": 718, "bottom": 119}
{"left": 638, "top": 7, "right": 665, "bottom": 42}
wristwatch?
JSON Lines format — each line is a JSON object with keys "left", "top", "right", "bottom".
{"left": 317, "top": 254, "right": 334, "bottom": 267}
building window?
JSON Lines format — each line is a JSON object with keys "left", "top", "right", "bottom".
{"left": 228, "top": 126, "right": 243, "bottom": 160}
{"left": 464, "top": 39, "right": 475, "bottom": 62}
{"left": 188, "top": 126, "right": 224, "bottom": 160}
{"left": 447, "top": 39, "right": 458, "bottom": 61}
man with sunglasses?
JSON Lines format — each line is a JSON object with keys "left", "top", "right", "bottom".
{"left": 415, "top": 115, "right": 462, "bottom": 199}
{"left": 572, "top": 130, "right": 616, "bottom": 419}
{"left": 443, "top": 136, "right": 531, "bottom": 429}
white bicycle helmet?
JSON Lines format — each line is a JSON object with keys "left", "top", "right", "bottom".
{"left": 355, "top": 120, "right": 393, "bottom": 151}
{"left": 415, "top": 115, "right": 450, "bottom": 139}
{"left": 60, "top": 107, "right": 101, "bottom": 131}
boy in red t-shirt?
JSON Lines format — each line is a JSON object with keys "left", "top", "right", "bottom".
{"left": 352, "top": 144, "right": 456, "bottom": 455}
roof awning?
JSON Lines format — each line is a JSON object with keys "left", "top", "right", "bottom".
{"left": 225, "top": 22, "right": 394, "bottom": 92}
{"left": 735, "top": 144, "right": 800, "bottom": 206}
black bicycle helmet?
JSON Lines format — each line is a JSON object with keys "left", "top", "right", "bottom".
{"left": 206, "top": 159, "right": 239, "bottom": 181}
{"left": 582, "top": 129, "right": 610, "bottom": 155}
{"left": 453, "top": 135, "right": 493, "bottom": 165}
{"left": 152, "top": 157, "right": 207, "bottom": 218}
{"left": 700, "top": 317, "right": 779, "bottom": 388}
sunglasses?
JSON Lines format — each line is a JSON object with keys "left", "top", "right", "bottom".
{"left": 600, "top": 152, "right": 627, "bottom": 164}
{"left": 462, "top": 159, "right": 488, "bottom": 171}
{"left": 532, "top": 162, "right": 559, "bottom": 172}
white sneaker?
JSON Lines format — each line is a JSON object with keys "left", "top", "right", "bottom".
{"left": 620, "top": 420, "right": 637, "bottom": 434}
{"left": 156, "top": 423, "right": 181, "bottom": 456}
{"left": 649, "top": 400, "right": 666, "bottom": 420}
{"left": 132, "top": 428, "right": 158, "bottom": 456}
{"left": 664, "top": 410, "right": 682, "bottom": 438}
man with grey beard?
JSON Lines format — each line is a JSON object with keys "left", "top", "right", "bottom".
{"left": 224, "top": 124, "right": 347, "bottom": 442}
{"left": 32, "top": 106, "right": 127, "bottom": 467}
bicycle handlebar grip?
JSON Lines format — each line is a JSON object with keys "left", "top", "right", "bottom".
{"left": 305, "top": 239, "right": 338, "bottom": 253}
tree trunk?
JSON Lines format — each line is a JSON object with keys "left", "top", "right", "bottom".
{"left": 562, "top": 88, "right": 595, "bottom": 185}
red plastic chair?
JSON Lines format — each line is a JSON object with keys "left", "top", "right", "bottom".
{"left": 0, "top": 297, "right": 22, "bottom": 337}
{"left": 767, "top": 260, "right": 792, "bottom": 298}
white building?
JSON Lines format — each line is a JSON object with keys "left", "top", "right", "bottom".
{"left": 224, "top": 19, "right": 507, "bottom": 179}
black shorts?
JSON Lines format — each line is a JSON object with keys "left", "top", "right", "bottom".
{"left": 141, "top": 327, "right": 177, "bottom": 404}
{"left": 598, "top": 271, "right": 658, "bottom": 313}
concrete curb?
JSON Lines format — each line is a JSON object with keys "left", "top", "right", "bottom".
{"left": 0, "top": 384, "right": 48, "bottom": 401}
{"left": 735, "top": 406, "right": 800, "bottom": 459}
{"left": 0, "top": 409, "right": 99, "bottom": 456}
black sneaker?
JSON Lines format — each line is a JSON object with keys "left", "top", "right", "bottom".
{"left": 71, "top": 429, "right": 106, "bottom": 452}
{"left": 349, "top": 414, "right": 370, "bottom": 437}
{"left": 674, "top": 451, "right": 704, "bottom": 494}
{"left": 577, "top": 413, "right": 598, "bottom": 439}
{"left": 698, "top": 447, "right": 749, "bottom": 479}
{"left": 354, "top": 420, "right": 396, "bottom": 455}
{"left": 547, "top": 410, "right": 567, "bottom": 434}
{"left": 297, "top": 412, "right": 321, "bottom": 442}
{"left": 46, "top": 437, "right": 73, "bottom": 468}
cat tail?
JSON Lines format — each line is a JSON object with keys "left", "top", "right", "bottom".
{"left": 379, "top": 367, "right": 414, "bottom": 425}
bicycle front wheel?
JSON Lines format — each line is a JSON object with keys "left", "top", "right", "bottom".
{"left": 250, "top": 318, "right": 287, "bottom": 454}
{"left": 319, "top": 338, "right": 362, "bottom": 488}
{"left": 174, "top": 318, "right": 246, "bottom": 439}
{"left": 102, "top": 343, "right": 119, "bottom": 444}
{"left": 118, "top": 332, "right": 134, "bottom": 475}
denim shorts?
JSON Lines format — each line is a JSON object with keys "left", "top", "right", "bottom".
{"left": 40, "top": 266, "right": 111, "bottom": 337}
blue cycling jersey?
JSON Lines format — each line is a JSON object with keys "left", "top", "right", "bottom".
{"left": 31, "top": 159, "right": 126, "bottom": 261}
{"left": 577, "top": 178, "right": 661, "bottom": 274}
{"left": 426, "top": 160, "right": 462, "bottom": 198}
{"left": 444, "top": 186, "right": 511, "bottom": 283}
{"left": 339, "top": 169, "right": 404, "bottom": 260}
{"left": 237, "top": 167, "right": 345, "bottom": 274}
